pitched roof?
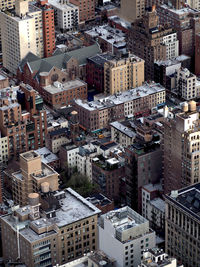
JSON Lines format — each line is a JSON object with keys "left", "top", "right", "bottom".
{"left": 19, "top": 44, "right": 101, "bottom": 75}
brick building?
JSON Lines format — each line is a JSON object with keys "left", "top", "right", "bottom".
{"left": 0, "top": 72, "right": 9, "bottom": 90}
{"left": 42, "top": 79, "right": 87, "bottom": 108}
{"left": 17, "top": 44, "right": 101, "bottom": 94}
{"left": 69, "top": 0, "right": 95, "bottom": 24}
{"left": 92, "top": 156, "right": 125, "bottom": 203}
{"left": 128, "top": 7, "right": 178, "bottom": 80}
{"left": 73, "top": 83, "right": 165, "bottom": 132}
{"left": 157, "top": 4, "right": 200, "bottom": 65}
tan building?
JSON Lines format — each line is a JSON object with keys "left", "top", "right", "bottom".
{"left": 12, "top": 151, "right": 59, "bottom": 206}
{"left": 1, "top": 188, "right": 101, "bottom": 267}
{"left": 120, "top": 0, "right": 145, "bottom": 23}
{"left": 163, "top": 101, "right": 200, "bottom": 194}
{"left": 0, "top": 0, "right": 37, "bottom": 74}
{"left": 0, "top": 71, "right": 9, "bottom": 89}
{"left": 165, "top": 184, "right": 200, "bottom": 267}
{"left": 104, "top": 53, "right": 144, "bottom": 95}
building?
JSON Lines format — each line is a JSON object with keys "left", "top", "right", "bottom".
{"left": 0, "top": 71, "right": 9, "bottom": 89}
{"left": 125, "top": 140, "right": 162, "bottom": 213}
{"left": 85, "top": 25, "right": 127, "bottom": 55}
{"left": 165, "top": 183, "right": 200, "bottom": 266}
{"left": 195, "top": 33, "right": 200, "bottom": 76}
{"left": 46, "top": 127, "right": 70, "bottom": 153}
{"left": 139, "top": 248, "right": 183, "bottom": 267}
{"left": 163, "top": 101, "right": 200, "bottom": 194}
{"left": 0, "top": 0, "right": 37, "bottom": 73}
{"left": 92, "top": 156, "right": 125, "bottom": 203}
{"left": 69, "top": 0, "right": 95, "bottom": 24}
{"left": 42, "top": 79, "right": 87, "bottom": 108}
{"left": 86, "top": 53, "right": 115, "bottom": 93}
{"left": 17, "top": 44, "right": 101, "bottom": 89}
{"left": 73, "top": 83, "right": 166, "bottom": 132}
{"left": 0, "top": 132, "right": 8, "bottom": 164}
{"left": 12, "top": 151, "right": 59, "bottom": 206}
{"left": 49, "top": 0, "right": 79, "bottom": 31}
{"left": 104, "top": 53, "right": 144, "bottom": 95}
{"left": 157, "top": 4, "right": 200, "bottom": 60}
{"left": 99, "top": 206, "right": 156, "bottom": 267}
{"left": 184, "top": 0, "right": 200, "bottom": 10}
{"left": 35, "top": 147, "right": 60, "bottom": 170}
{"left": 120, "top": 0, "right": 145, "bottom": 23}
{"left": 32, "top": 0, "right": 56, "bottom": 57}
{"left": 110, "top": 121, "right": 136, "bottom": 148}
{"left": 128, "top": 7, "right": 178, "bottom": 80}
{"left": 175, "top": 68, "right": 198, "bottom": 100}
{"left": 1, "top": 187, "right": 101, "bottom": 266}
{"left": 86, "top": 193, "right": 114, "bottom": 214}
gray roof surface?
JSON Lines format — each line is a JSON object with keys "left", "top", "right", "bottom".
{"left": 19, "top": 44, "right": 101, "bottom": 76}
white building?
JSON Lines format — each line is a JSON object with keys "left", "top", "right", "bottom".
{"left": 162, "top": 32, "right": 179, "bottom": 60}
{"left": 49, "top": 0, "right": 79, "bottom": 31}
{"left": 0, "top": 0, "right": 38, "bottom": 74}
{"left": 139, "top": 248, "right": 183, "bottom": 267}
{"left": 110, "top": 121, "right": 136, "bottom": 147}
{"left": 0, "top": 132, "right": 8, "bottom": 163}
{"left": 175, "top": 68, "right": 198, "bottom": 100}
{"left": 98, "top": 206, "right": 156, "bottom": 267}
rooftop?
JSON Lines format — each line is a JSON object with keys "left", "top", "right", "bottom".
{"left": 43, "top": 79, "right": 86, "bottom": 94}
{"left": 75, "top": 83, "right": 165, "bottom": 111}
{"left": 165, "top": 183, "right": 200, "bottom": 221}
{"left": 35, "top": 147, "right": 59, "bottom": 164}
{"left": 150, "top": 198, "right": 165, "bottom": 213}
{"left": 48, "top": 0, "right": 78, "bottom": 10}
{"left": 110, "top": 121, "right": 136, "bottom": 138}
{"left": 88, "top": 53, "right": 115, "bottom": 66}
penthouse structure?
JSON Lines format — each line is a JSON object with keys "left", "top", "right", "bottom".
{"left": 163, "top": 101, "right": 200, "bottom": 194}
{"left": 128, "top": 7, "right": 179, "bottom": 80}
{"left": 1, "top": 187, "right": 101, "bottom": 266}
{"left": 99, "top": 206, "right": 156, "bottom": 267}
{"left": 73, "top": 83, "right": 166, "bottom": 132}
{"left": 12, "top": 151, "right": 59, "bottom": 206}
{"left": 165, "top": 183, "right": 200, "bottom": 266}
{"left": 139, "top": 248, "right": 183, "bottom": 267}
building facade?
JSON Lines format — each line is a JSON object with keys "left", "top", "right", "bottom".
{"left": 165, "top": 183, "right": 200, "bottom": 267}
{"left": 99, "top": 206, "right": 156, "bottom": 267}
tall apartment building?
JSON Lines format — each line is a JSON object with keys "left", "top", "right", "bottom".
{"left": 32, "top": 0, "right": 56, "bottom": 57}
{"left": 157, "top": 4, "right": 200, "bottom": 60}
{"left": 73, "top": 83, "right": 166, "bottom": 132}
{"left": 139, "top": 248, "right": 183, "bottom": 267}
{"left": 120, "top": 0, "right": 145, "bottom": 22}
{"left": 195, "top": 33, "right": 200, "bottom": 75}
{"left": 99, "top": 206, "right": 156, "bottom": 267}
{"left": 165, "top": 183, "right": 200, "bottom": 266}
{"left": 0, "top": 0, "right": 37, "bottom": 74}
{"left": 69, "top": 0, "right": 95, "bottom": 23}
{"left": 1, "top": 187, "right": 101, "bottom": 266}
{"left": 0, "top": 84, "right": 47, "bottom": 159}
{"left": 104, "top": 53, "right": 144, "bottom": 95}
{"left": 0, "top": 132, "right": 8, "bottom": 163}
{"left": 12, "top": 150, "right": 59, "bottom": 205}
{"left": 128, "top": 7, "right": 178, "bottom": 80}
{"left": 49, "top": 0, "right": 79, "bottom": 31}
{"left": 163, "top": 101, "right": 200, "bottom": 194}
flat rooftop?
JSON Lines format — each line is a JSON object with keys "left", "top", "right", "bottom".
{"left": 88, "top": 53, "right": 115, "bottom": 66}
{"left": 43, "top": 79, "right": 86, "bottom": 94}
{"left": 75, "top": 83, "right": 165, "bottom": 111}
{"left": 48, "top": 0, "right": 78, "bottom": 10}
{"left": 35, "top": 147, "right": 59, "bottom": 164}
{"left": 166, "top": 183, "right": 200, "bottom": 221}
{"left": 110, "top": 121, "right": 136, "bottom": 138}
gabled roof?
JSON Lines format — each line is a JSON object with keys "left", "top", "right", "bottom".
{"left": 19, "top": 44, "right": 101, "bottom": 80}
